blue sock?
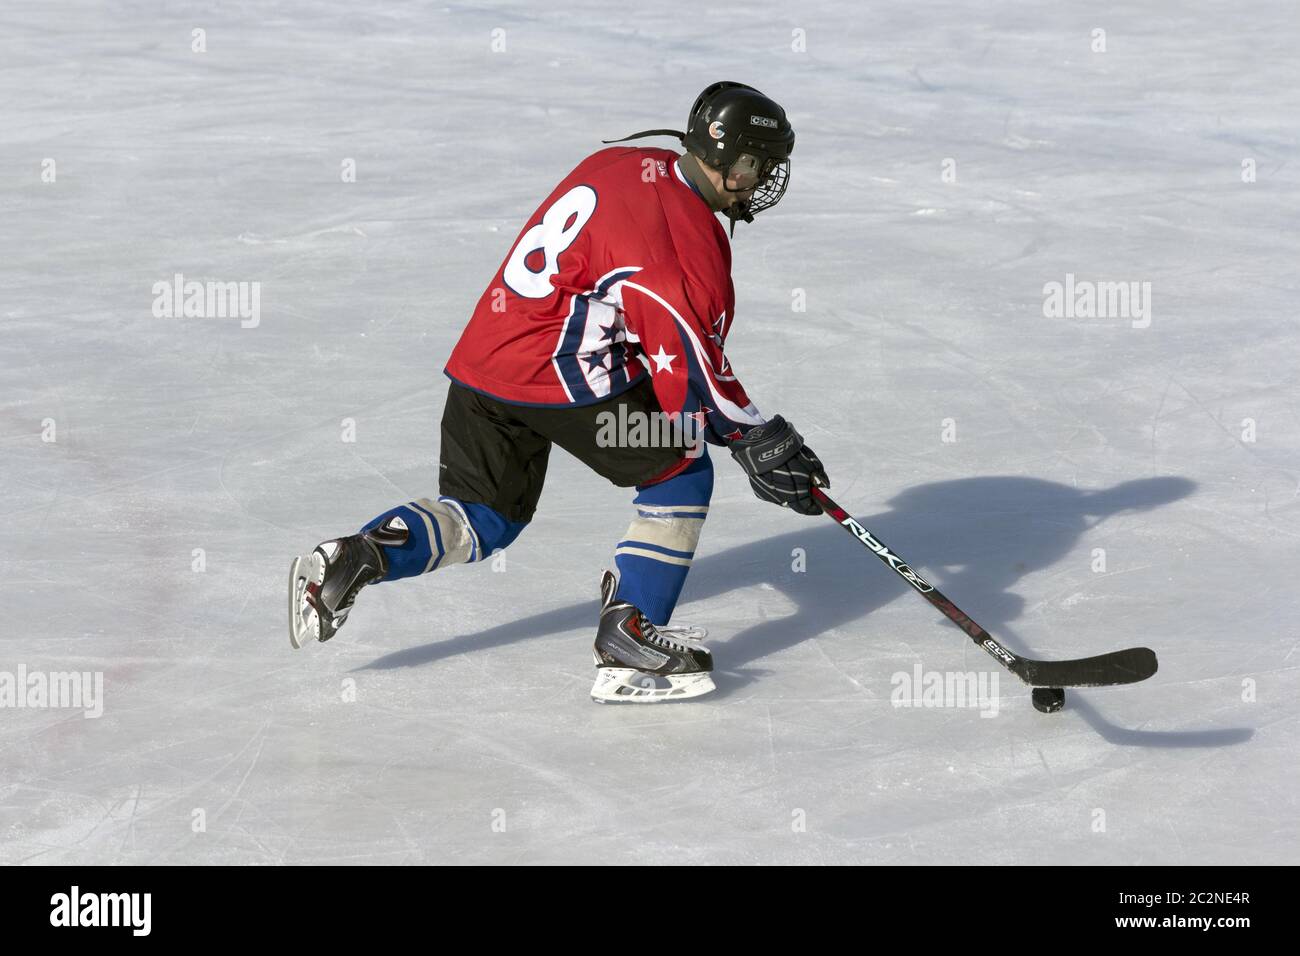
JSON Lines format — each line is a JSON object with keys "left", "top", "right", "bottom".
{"left": 360, "top": 498, "right": 527, "bottom": 581}
{"left": 614, "top": 450, "right": 714, "bottom": 625}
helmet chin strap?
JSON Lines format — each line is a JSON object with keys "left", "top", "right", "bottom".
{"left": 678, "top": 152, "right": 752, "bottom": 235}
{"left": 724, "top": 200, "right": 754, "bottom": 237}
{"left": 676, "top": 152, "right": 728, "bottom": 211}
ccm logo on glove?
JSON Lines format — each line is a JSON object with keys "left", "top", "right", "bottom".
{"left": 758, "top": 436, "right": 798, "bottom": 463}
{"left": 729, "top": 415, "right": 830, "bottom": 516}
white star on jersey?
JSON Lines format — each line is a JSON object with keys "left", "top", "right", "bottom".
{"left": 650, "top": 345, "right": 677, "bottom": 373}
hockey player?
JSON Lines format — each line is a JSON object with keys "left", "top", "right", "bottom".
{"left": 289, "top": 81, "right": 830, "bottom": 702}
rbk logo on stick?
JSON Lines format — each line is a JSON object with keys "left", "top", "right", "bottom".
{"left": 841, "top": 517, "right": 934, "bottom": 593}
{"left": 811, "top": 486, "right": 1159, "bottom": 702}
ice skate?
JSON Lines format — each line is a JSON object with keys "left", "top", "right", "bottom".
{"left": 288, "top": 518, "right": 406, "bottom": 648}
{"left": 590, "top": 571, "right": 716, "bottom": 703}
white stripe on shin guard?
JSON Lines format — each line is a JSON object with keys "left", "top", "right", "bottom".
{"left": 615, "top": 508, "right": 707, "bottom": 568}
{"left": 436, "top": 496, "right": 482, "bottom": 562}
{"left": 411, "top": 498, "right": 479, "bottom": 569}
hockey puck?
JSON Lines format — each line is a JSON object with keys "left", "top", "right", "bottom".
{"left": 1032, "top": 687, "right": 1066, "bottom": 713}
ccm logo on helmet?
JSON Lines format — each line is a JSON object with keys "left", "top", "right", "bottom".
{"left": 708, "top": 121, "right": 725, "bottom": 139}
{"left": 750, "top": 114, "right": 778, "bottom": 128}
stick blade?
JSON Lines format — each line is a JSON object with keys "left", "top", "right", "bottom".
{"left": 1012, "top": 647, "right": 1157, "bottom": 688}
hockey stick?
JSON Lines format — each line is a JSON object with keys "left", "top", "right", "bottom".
{"left": 810, "top": 486, "right": 1157, "bottom": 688}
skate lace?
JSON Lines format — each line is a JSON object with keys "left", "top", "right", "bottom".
{"left": 640, "top": 614, "right": 690, "bottom": 654}
{"left": 659, "top": 623, "right": 706, "bottom": 642}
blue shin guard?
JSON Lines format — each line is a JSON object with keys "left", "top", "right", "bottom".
{"left": 613, "top": 450, "right": 714, "bottom": 625}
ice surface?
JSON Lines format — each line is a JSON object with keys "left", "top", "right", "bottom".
{"left": 2, "top": 0, "right": 1297, "bottom": 864}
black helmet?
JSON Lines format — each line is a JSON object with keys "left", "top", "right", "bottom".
{"left": 603, "top": 81, "right": 795, "bottom": 230}
{"left": 682, "top": 81, "right": 794, "bottom": 222}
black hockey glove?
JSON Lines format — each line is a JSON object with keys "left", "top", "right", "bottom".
{"left": 729, "top": 416, "right": 829, "bottom": 515}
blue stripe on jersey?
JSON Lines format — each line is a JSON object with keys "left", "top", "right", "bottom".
{"left": 555, "top": 295, "right": 597, "bottom": 402}
{"left": 660, "top": 318, "right": 750, "bottom": 445}
{"left": 553, "top": 268, "right": 640, "bottom": 402}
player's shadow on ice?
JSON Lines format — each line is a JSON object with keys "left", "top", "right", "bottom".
{"left": 361, "top": 474, "right": 1250, "bottom": 748}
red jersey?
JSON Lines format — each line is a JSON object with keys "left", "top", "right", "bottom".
{"left": 444, "top": 147, "right": 763, "bottom": 442}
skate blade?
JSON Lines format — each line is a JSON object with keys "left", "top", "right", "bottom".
{"left": 287, "top": 552, "right": 324, "bottom": 649}
{"left": 590, "top": 667, "right": 716, "bottom": 704}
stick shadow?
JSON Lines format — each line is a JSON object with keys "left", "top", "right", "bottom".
{"left": 359, "top": 474, "right": 1249, "bottom": 747}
